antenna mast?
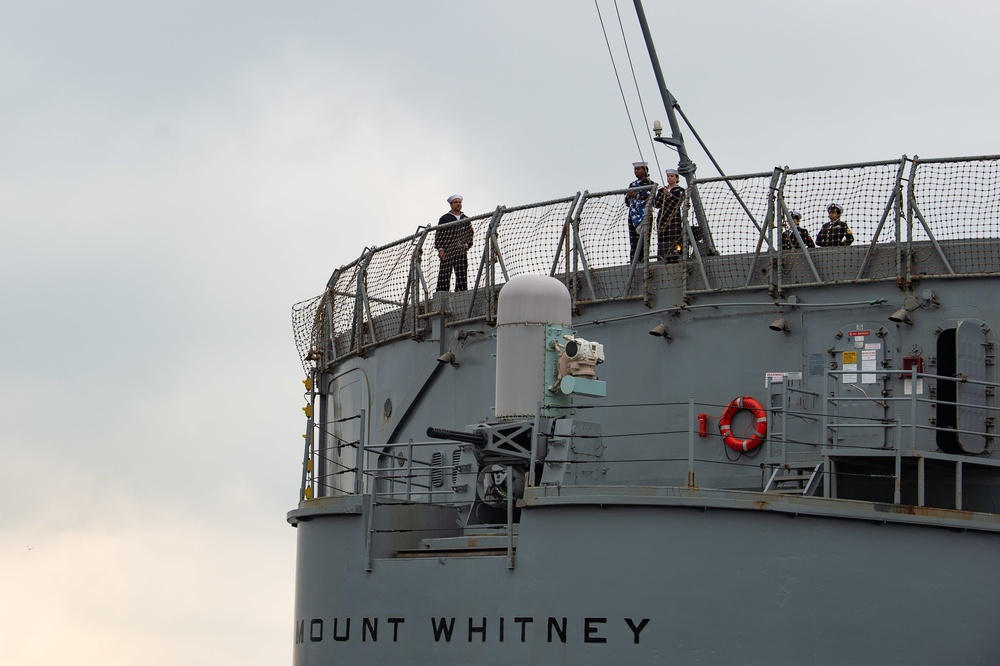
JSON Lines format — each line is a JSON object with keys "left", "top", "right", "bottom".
{"left": 631, "top": 0, "right": 716, "bottom": 252}
{"left": 631, "top": 0, "right": 693, "bottom": 179}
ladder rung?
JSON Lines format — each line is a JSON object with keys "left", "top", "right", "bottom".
{"left": 774, "top": 473, "right": 813, "bottom": 482}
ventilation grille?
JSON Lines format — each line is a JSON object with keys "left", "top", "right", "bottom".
{"left": 431, "top": 452, "right": 444, "bottom": 487}
{"left": 452, "top": 449, "right": 462, "bottom": 486}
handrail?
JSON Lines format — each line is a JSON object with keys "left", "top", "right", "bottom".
{"left": 292, "top": 155, "right": 1000, "bottom": 371}
{"left": 305, "top": 388, "right": 1000, "bottom": 525}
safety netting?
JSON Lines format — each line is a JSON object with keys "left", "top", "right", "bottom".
{"left": 293, "top": 155, "right": 1000, "bottom": 371}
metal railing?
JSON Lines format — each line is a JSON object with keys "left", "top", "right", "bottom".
{"left": 303, "top": 399, "right": 767, "bottom": 506}
{"left": 358, "top": 438, "right": 517, "bottom": 570}
{"left": 763, "top": 368, "right": 1000, "bottom": 508}
{"left": 293, "top": 155, "right": 1000, "bottom": 370}
{"left": 303, "top": 383, "right": 1000, "bottom": 553}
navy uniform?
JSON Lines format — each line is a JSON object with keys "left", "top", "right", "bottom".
{"left": 434, "top": 195, "right": 474, "bottom": 291}
{"left": 625, "top": 161, "right": 656, "bottom": 260}
{"left": 654, "top": 168, "right": 685, "bottom": 261}
{"left": 815, "top": 203, "right": 854, "bottom": 247}
{"left": 781, "top": 211, "right": 816, "bottom": 250}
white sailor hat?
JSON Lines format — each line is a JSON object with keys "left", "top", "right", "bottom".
{"left": 665, "top": 168, "right": 680, "bottom": 176}
{"left": 447, "top": 194, "right": 463, "bottom": 203}
{"left": 632, "top": 161, "right": 648, "bottom": 168}
{"left": 827, "top": 202, "right": 843, "bottom": 213}
{"left": 790, "top": 210, "right": 801, "bottom": 219}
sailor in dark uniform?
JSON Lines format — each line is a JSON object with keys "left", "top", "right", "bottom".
{"left": 625, "top": 161, "right": 656, "bottom": 260}
{"left": 781, "top": 210, "right": 815, "bottom": 250}
{"left": 815, "top": 203, "right": 854, "bottom": 247}
{"left": 434, "top": 194, "right": 474, "bottom": 292}
{"left": 654, "top": 168, "right": 685, "bottom": 261}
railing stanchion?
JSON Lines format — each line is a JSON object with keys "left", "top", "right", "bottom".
{"left": 365, "top": 470, "right": 377, "bottom": 572}
{"left": 507, "top": 464, "right": 515, "bottom": 570}
{"left": 687, "top": 397, "right": 695, "bottom": 488}
{"left": 355, "top": 409, "right": 366, "bottom": 495}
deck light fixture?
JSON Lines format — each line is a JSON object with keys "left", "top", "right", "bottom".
{"left": 769, "top": 317, "right": 789, "bottom": 333}
{"left": 437, "top": 351, "right": 458, "bottom": 365}
{"left": 649, "top": 322, "right": 670, "bottom": 338}
{"left": 889, "top": 293, "right": 934, "bottom": 325}
{"left": 888, "top": 308, "right": 913, "bottom": 324}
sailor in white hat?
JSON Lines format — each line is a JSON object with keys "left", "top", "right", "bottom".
{"left": 781, "top": 209, "right": 815, "bottom": 250}
{"left": 626, "top": 161, "right": 657, "bottom": 260}
{"left": 654, "top": 167, "right": 686, "bottom": 261}
{"left": 816, "top": 203, "right": 854, "bottom": 247}
{"left": 434, "top": 194, "right": 474, "bottom": 292}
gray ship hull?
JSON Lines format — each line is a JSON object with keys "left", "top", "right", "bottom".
{"left": 290, "top": 155, "right": 1000, "bottom": 665}
{"left": 291, "top": 488, "right": 1000, "bottom": 664}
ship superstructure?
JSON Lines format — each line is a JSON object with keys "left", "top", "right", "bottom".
{"left": 289, "top": 154, "right": 1000, "bottom": 664}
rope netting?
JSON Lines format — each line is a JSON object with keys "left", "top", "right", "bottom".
{"left": 293, "top": 156, "right": 1000, "bottom": 372}
{"left": 782, "top": 162, "right": 902, "bottom": 283}
{"left": 693, "top": 161, "right": 906, "bottom": 288}
{"left": 910, "top": 157, "right": 1000, "bottom": 244}
{"left": 905, "top": 158, "right": 1000, "bottom": 277}
{"left": 494, "top": 198, "right": 578, "bottom": 279}
{"left": 576, "top": 192, "right": 633, "bottom": 270}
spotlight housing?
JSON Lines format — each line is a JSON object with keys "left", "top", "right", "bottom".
{"left": 649, "top": 323, "right": 669, "bottom": 337}
{"left": 888, "top": 309, "right": 912, "bottom": 324}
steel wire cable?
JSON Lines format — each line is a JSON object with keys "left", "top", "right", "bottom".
{"left": 594, "top": 0, "right": 645, "bottom": 163}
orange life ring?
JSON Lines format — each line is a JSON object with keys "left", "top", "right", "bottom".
{"left": 718, "top": 396, "right": 768, "bottom": 452}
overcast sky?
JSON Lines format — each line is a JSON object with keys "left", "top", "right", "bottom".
{"left": 2, "top": 1, "right": 998, "bottom": 664}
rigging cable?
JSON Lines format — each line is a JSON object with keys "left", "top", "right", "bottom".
{"left": 594, "top": 0, "right": 645, "bottom": 163}
{"left": 611, "top": 0, "right": 663, "bottom": 178}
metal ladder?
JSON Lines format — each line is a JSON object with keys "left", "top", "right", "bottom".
{"left": 764, "top": 461, "right": 824, "bottom": 496}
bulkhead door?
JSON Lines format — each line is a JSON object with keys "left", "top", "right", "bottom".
{"left": 318, "top": 375, "right": 365, "bottom": 495}
{"left": 828, "top": 322, "right": 892, "bottom": 451}
{"left": 937, "top": 320, "right": 993, "bottom": 454}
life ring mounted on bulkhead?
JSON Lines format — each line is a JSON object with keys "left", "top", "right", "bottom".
{"left": 718, "top": 396, "right": 768, "bottom": 452}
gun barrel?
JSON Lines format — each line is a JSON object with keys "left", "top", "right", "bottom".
{"left": 426, "top": 426, "right": 487, "bottom": 446}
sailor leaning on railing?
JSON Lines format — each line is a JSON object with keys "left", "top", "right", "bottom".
{"left": 623, "top": 162, "right": 687, "bottom": 263}
{"left": 816, "top": 202, "right": 854, "bottom": 247}
{"left": 625, "top": 161, "right": 656, "bottom": 260}
{"left": 434, "top": 194, "right": 473, "bottom": 292}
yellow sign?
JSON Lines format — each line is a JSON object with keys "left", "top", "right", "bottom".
{"left": 842, "top": 351, "right": 858, "bottom": 364}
